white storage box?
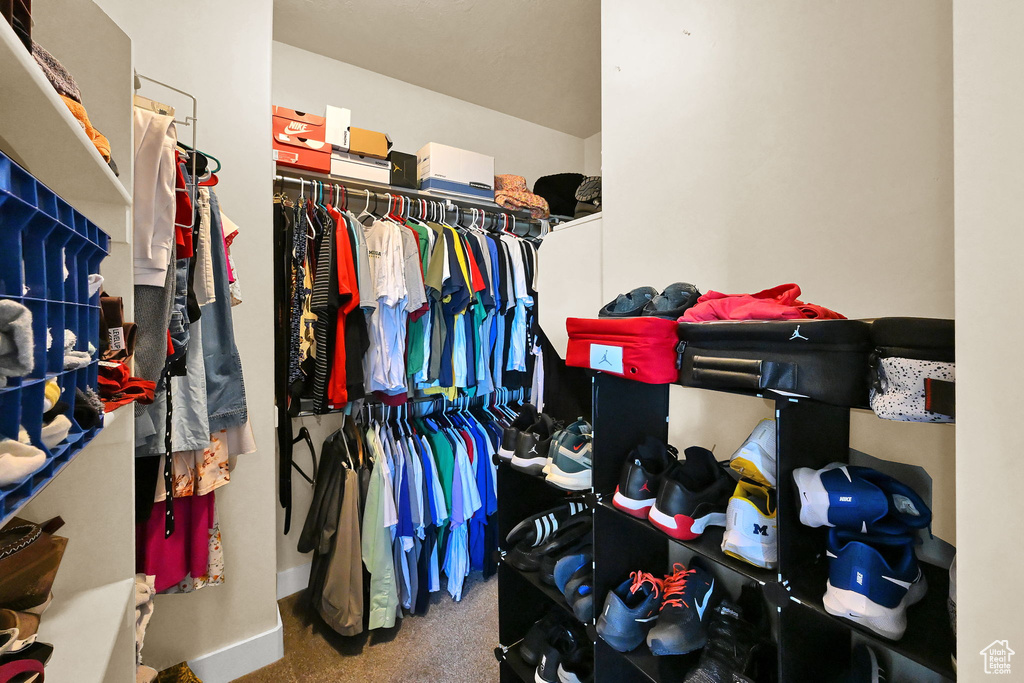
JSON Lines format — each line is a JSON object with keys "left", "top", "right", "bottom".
{"left": 416, "top": 142, "right": 494, "bottom": 198}
{"left": 325, "top": 105, "right": 351, "bottom": 152}
{"left": 331, "top": 151, "right": 390, "bottom": 183}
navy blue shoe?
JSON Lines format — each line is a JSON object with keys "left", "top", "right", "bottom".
{"left": 647, "top": 559, "right": 722, "bottom": 655}
{"left": 596, "top": 570, "right": 664, "bottom": 652}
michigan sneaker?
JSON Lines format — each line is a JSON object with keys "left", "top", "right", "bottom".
{"left": 728, "top": 418, "right": 777, "bottom": 487}
{"left": 647, "top": 559, "right": 721, "bottom": 655}
{"left": 596, "top": 570, "right": 664, "bottom": 652}
{"left": 793, "top": 463, "right": 932, "bottom": 535}
{"left": 512, "top": 413, "right": 556, "bottom": 475}
{"left": 721, "top": 479, "right": 778, "bottom": 569}
{"left": 498, "top": 403, "right": 539, "bottom": 462}
{"left": 648, "top": 447, "right": 732, "bottom": 541}
{"left": 612, "top": 437, "right": 679, "bottom": 519}
{"left": 544, "top": 418, "right": 594, "bottom": 491}
{"left": 822, "top": 529, "right": 927, "bottom": 640}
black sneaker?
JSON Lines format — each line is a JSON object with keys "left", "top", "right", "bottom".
{"left": 521, "top": 612, "right": 571, "bottom": 666}
{"left": 648, "top": 447, "right": 734, "bottom": 541}
{"left": 846, "top": 643, "right": 886, "bottom": 683}
{"left": 642, "top": 282, "right": 701, "bottom": 319}
{"left": 512, "top": 413, "right": 556, "bottom": 475}
{"left": 647, "top": 559, "right": 721, "bottom": 655}
{"left": 535, "top": 624, "right": 583, "bottom": 683}
{"left": 599, "top": 286, "right": 658, "bottom": 318}
{"left": 557, "top": 641, "right": 594, "bottom": 683}
{"left": 498, "top": 403, "right": 538, "bottom": 462}
{"left": 596, "top": 570, "right": 664, "bottom": 652}
{"left": 612, "top": 437, "right": 679, "bottom": 519}
{"left": 682, "top": 601, "right": 761, "bottom": 683}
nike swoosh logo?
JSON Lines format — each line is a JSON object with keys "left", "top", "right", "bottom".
{"left": 634, "top": 615, "right": 658, "bottom": 623}
{"left": 882, "top": 575, "right": 913, "bottom": 589}
{"left": 695, "top": 580, "right": 714, "bottom": 620}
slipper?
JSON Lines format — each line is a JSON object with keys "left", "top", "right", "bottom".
{"left": 642, "top": 282, "right": 701, "bottom": 319}
{"left": 0, "top": 641, "right": 52, "bottom": 667}
{"left": 0, "top": 657, "right": 43, "bottom": 682}
{"left": 0, "top": 611, "right": 38, "bottom": 654}
{"left": 0, "top": 441, "right": 46, "bottom": 487}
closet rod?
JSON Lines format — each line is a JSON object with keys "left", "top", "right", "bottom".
{"left": 273, "top": 168, "right": 541, "bottom": 225}
{"left": 293, "top": 388, "right": 526, "bottom": 418}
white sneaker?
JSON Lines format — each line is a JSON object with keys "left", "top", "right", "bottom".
{"left": 721, "top": 480, "right": 778, "bottom": 569}
{"left": 729, "top": 418, "right": 777, "bottom": 487}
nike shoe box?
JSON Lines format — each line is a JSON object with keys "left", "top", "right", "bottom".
{"left": 417, "top": 142, "right": 494, "bottom": 200}
{"left": 677, "top": 319, "right": 873, "bottom": 406}
{"left": 272, "top": 106, "right": 329, "bottom": 173}
{"left": 565, "top": 317, "right": 680, "bottom": 384}
{"left": 868, "top": 317, "right": 954, "bottom": 422}
{"left": 330, "top": 151, "right": 391, "bottom": 184}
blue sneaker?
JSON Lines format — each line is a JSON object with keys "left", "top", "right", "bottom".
{"left": 554, "top": 548, "right": 593, "bottom": 594}
{"left": 793, "top": 463, "right": 931, "bottom": 535}
{"left": 823, "top": 529, "right": 927, "bottom": 640}
{"left": 596, "top": 570, "right": 664, "bottom": 652}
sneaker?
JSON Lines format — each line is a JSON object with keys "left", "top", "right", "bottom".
{"left": 564, "top": 568, "right": 595, "bottom": 623}
{"left": 544, "top": 418, "right": 594, "bottom": 491}
{"left": 647, "top": 560, "right": 721, "bottom": 655}
{"left": 596, "top": 570, "right": 664, "bottom": 652}
{"left": 612, "top": 437, "right": 679, "bottom": 519}
{"left": 535, "top": 624, "right": 583, "bottom": 683}
{"left": 793, "top": 463, "right": 932, "bottom": 535}
{"left": 641, "top": 282, "right": 701, "bottom": 319}
{"left": 498, "top": 403, "right": 538, "bottom": 462}
{"left": 512, "top": 413, "right": 557, "bottom": 475}
{"left": 552, "top": 547, "right": 593, "bottom": 594}
{"left": 648, "top": 447, "right": 732, "bottom": 540}
{"left": 721, "top": 480, "right": 778, "bottom": 569}
{"left": 729, "top": 418, "right": 777, "bottom": 487}
{"left": 599, "top": 286, "right": 658, "bottom": 318}
{"left": 556, "top": 641, "right": 594, "bottom": 683}
{"left": 521, "top": 612, "right": 571, "bottom": 666}
{"left": 846, "top": 643, "right": 886, "bottom": 683}
{"left": 822, "top": 529, "right": 927, "bottom": 640}
{"left": 682, "top": 601, "right": 761, "bottom": 683}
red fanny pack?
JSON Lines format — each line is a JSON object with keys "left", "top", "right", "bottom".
{"left": 565, "top": 317, "right": 680, "bottom": 384}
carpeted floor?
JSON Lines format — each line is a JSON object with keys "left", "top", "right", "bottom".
{"left": 234, "top": 572, "right": 498, "bottom": 683}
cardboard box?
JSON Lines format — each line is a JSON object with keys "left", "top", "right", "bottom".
{"left": 389, "top": 151, "right": 419, "bottom": 189}
{"left": 325, "top": 105, "right": 351, "bottom": 152}
{"left": 272, "top": 106, "right": 329, "bottom": 173}
{"left": 416, "top": 142, "right": 494, "bottom": 197}
{"left": 348, "top": 127, "right": 393, "bottom": 160}
{"left": 331, "top": 151, "right": 391, "bottom": 184}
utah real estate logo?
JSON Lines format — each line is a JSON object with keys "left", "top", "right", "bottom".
{"left": 981, "top": 640, "right": 1014, "bottom": 675}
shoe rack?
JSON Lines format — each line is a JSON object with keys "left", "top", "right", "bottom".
{"left": 0, "top": 3, "right": 139, "bottom": 682}
{"left": 495, "top": 372, "right": 956, "bottom": 683}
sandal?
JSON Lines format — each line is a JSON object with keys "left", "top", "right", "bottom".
{"left": 0, "top": 658, "right": 43, "bottom": 683}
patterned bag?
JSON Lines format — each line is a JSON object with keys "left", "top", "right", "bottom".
{"left": 869, "top": 318, "right": 954, "bottom": 422}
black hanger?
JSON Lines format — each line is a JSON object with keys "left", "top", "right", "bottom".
{"left": 291, "top": 427, "right": 318, "bottom": 485}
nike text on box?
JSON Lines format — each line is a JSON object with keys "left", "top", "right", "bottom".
{"left": 590, "top": 344, "right": 624, "bottom": 374}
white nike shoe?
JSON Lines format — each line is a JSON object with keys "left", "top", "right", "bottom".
{"left": 721, "top": 480, "right": 778, "bottom": 569}
{"left": 728, "top": 418, "right": 777, "bottom": 487}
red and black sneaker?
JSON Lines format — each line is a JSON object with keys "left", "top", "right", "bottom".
{"left": 612, "top": 437, "right": 679, "bottom": 519}
{"left": 648, "top": 447, "right": 734, "bottom": 540}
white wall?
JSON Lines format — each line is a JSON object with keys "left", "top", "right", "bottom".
{"left": 584, "top": 132, "right": 602, "bottom": 176}
{"left": 273, "top": 41, "right": 586, "bottom": 189}
{"left": 602, "top": 0, "right": 956, "bottom": 541}
{"left": 272, "top": 41, "right": 589, "bottom": 578}
{"left": 91, "top": 0, "right": 280, "bottom": 673}
{"left": 953, "top": 0, "right": 1024, "bottom": 670}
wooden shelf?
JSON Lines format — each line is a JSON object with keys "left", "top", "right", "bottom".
{"left": 0, "top": 21, "right": 130, "bottom": 214}
{"left": 36, "top": 577, "right": 135, "bottom": 683}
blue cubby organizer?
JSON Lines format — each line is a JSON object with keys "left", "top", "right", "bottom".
{"left": 0, "top": 149, "right": 110, "bottom": 524}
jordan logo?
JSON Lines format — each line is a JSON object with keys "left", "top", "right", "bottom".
{"left": 639, "top": 482, "right": 651, "bottom": 493}
{"left": 597, "top": 350, "right": 614, "bottom": 367}
{"left": 789, "top": 325, "right": 809, "bottom": 341}
{"left": 529, "top": 445, "right": 538, "bottom": 455}
{"left": 753, "top": 524, "right": 769, "bottom": 536}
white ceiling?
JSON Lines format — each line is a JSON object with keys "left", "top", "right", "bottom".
{"left": 272, "top": 0, "right": 601, "bottom": 138}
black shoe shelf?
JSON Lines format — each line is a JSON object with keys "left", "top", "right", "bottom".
{"left": 495, "top": 372, "right": 956, "bottom": 683}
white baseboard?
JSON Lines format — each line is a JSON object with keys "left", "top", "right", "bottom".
{"left": 187, "top": 608, "right": 284, "bottom": 683}
{"left": 277, "top": 562, "right": 312, "bottom": 600}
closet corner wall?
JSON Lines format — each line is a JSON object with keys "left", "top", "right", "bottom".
{"left": 2, "top": 2, "right": 138, "bottom": 682}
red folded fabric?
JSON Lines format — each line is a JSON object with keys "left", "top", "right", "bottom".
{"left": 98, "top": 362, "right": 157, "bottom": 411}
{"left": 679, "top": 283, "right": 845, "bottom": 322}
